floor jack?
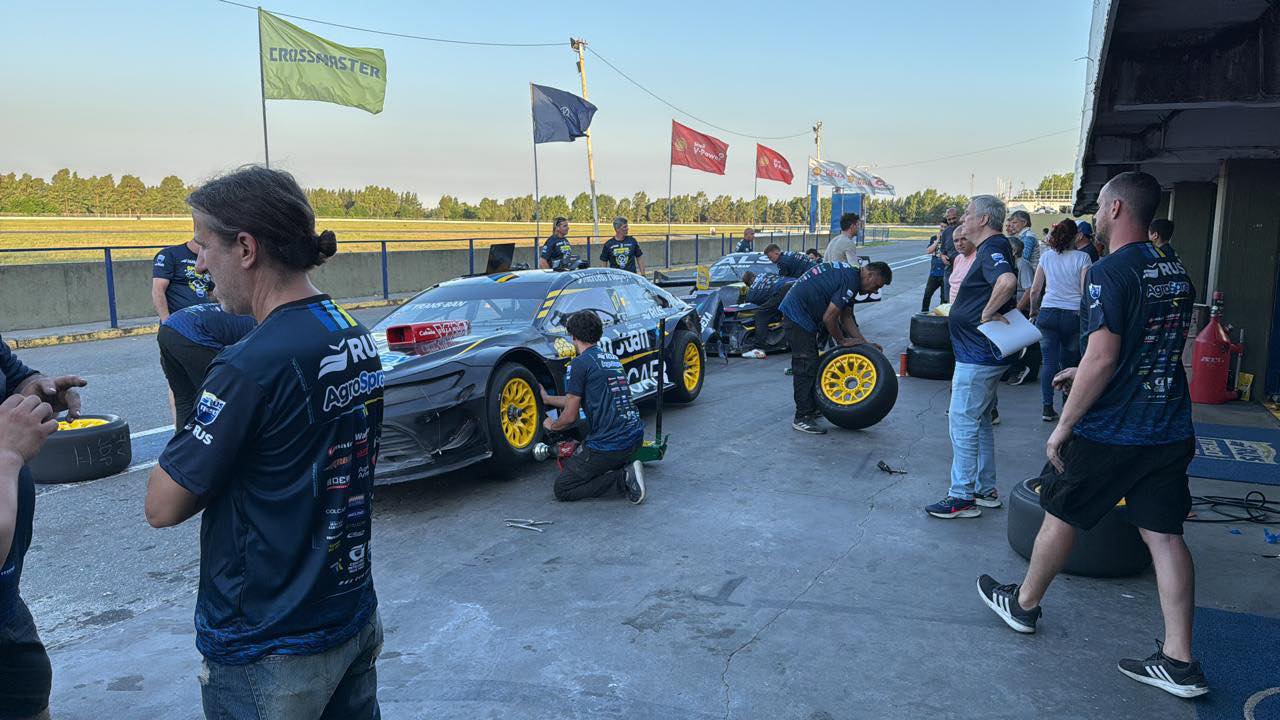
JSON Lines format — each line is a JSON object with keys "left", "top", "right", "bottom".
{"left": 533, "top": 322, "right": 670, "bottom": 465}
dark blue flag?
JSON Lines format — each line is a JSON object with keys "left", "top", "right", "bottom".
{"left": 531, "top": 83, "right": 597, "bottom": 144}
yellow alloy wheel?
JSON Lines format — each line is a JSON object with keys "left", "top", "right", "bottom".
{"left": 820, "top": 353, "right": 877, "bottom": 406}
{"left": 682, "top": 342, "right": 701, "bottom": 392}
{"left": 57, "top": 418, "right": 109, "bottom": 431}
{"left": 499, "top": 377, "right": 538, "bottom": 449}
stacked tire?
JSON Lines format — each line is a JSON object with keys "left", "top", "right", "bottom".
{"left": 906, "top": 313, "right": 955, "bottom": 380}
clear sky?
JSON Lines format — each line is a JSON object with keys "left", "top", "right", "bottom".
{"left": 1, "top": 0, "right": 1094, "bottom": 204}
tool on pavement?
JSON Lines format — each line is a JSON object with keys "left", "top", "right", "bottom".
{"left": 877, "top": 460, "right": 907, "bottom": 475}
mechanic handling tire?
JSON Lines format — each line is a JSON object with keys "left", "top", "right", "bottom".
{"left": 777, "top": 260, "right": 892, "bottom": 434}
{"left": 540, "top": 310, "right": 647, "bottom": 505}
{"left": 144, "top": 166, "right": 386, "bottom": 719}
{"left": 0, "top": 337, "right": 87, "bottom": 720}
{"left": 975, "top": 172, "right": 1210, "bottom": 699}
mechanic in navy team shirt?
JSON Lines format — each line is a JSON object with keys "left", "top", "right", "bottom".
{"left": 778, "top": 261, "right": 892, "bottom": 434}
{"left": 925, "top": 196, "right": 1018, "bottom": 520}
{"left": 738, "top": 269, "right": 796, "bottom": 359}
{"left": 978, "top": 172, "right": 1209, "bottom": 699}
{"left": 157, "top": 302, "right": 257, "bottom": 427}
{"left": 921, "top": 233, "right": 947, "bottom": 312}
{"left": 763, "top": 243, "right": 816, "bottom": 278}
{"left": 145, "top": 166, "right": 385, "bottom": 719}
{"left": 0, "top": 340, "right": 86, "bottom": 720}
{"left": 152, "top": 232, "right": 215, "bottom": 320}
{"left": 599, "top": 217, "right": 645, "bottom": 274}
{"left": 540, "top": 216, "right": 579, "bottom": 270}
{"left": 735, "top": 227, "right": 756, "bottom": 253}
{"left": 540, "top": 311, "right": 647, "bottom": 504}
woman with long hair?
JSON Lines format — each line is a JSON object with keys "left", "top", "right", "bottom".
{"left": 1028, "top": 218, "right": 1092, "bottom": 421}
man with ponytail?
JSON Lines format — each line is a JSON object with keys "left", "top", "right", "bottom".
{"left": 144, "top": 166, "right": 385, "bottom": 719}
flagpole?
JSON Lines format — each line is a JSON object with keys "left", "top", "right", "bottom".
{"left": 571, "top": 39, "right": 601, "bottom": 243}
{"left": 257, "top": 7, "right": 270, "bottom": 168}
{"left": 666, "top": 126, "right": 674, "bottom": 242}
{"left": 753, "top": 174, "right": 759, "bottom": 227}
{"left": 530, "top": 84, "right": 541, "bottom": 241}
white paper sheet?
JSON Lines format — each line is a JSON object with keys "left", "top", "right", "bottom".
{"left": 977, "top": 309, "right": 1042, "bottom": 359}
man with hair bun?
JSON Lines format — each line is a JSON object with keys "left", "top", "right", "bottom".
{"left": 145, "top": 165, "right": 385, "bottom": 718}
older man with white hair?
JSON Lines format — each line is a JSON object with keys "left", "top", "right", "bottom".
{"left": 925, "top": 195, "right": 1018, "bottom": 519}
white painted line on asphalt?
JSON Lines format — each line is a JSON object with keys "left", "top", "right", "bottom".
{"left": 888, "top": 256, "right": 933, "bottom": 270}
{"left": 125, "top": 460, "right": 158, "bottom": 474}
{"left": 131, "top": 425, "right": 174, "bottom": 439}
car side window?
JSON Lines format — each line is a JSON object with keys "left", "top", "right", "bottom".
{"left": 544, "top": 282, "right": 621, "bottom": 332}
{"left": 614, "top": 280, "right": 661, "bottom": 322}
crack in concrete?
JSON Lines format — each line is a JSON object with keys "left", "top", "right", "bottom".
{"left": 718, "top": 467, "right": 910, "bottom": 719}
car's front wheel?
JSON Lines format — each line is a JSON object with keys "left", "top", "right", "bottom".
{"left": 487, "top": 363, "right": 543, "bottom": 468}
{"left": 664, "top": 330, "right": 704, "bottom": 403}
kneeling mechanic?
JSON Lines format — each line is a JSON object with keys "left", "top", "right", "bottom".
{"left": 541, "top": 311, "right": 647, "bottom": 504}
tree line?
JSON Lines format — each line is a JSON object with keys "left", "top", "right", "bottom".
{"left": 0, "top": 168, "right": 1064, "bottom": 226}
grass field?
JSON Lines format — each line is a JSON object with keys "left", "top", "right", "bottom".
{"left": 0, "top": 216, "right": 931, "bottom": 264}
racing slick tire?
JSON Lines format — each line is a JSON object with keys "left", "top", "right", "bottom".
{"left": 815, "top": 346, "right": 898, "bottom": 430}
{"left": 1007, "top": 477, "right": 1151, "bottom": 578}
{"left": 909, "top": 312, "right": 952, "bottom": 350}
{"left": 906, "top": 345, "right": 955, "bottom": 380}
{"left": 487, "top": 363, "right": 544, "bottom": 469}
{"left": 27, "top": 415, "right": 131, "bottom": 485}
{"left": 664, "top": 330, "right": 704, "bottom": 404}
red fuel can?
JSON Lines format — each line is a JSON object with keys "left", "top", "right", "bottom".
{"left": 1190, "top": 305, "right": 1241, "bottom": 404}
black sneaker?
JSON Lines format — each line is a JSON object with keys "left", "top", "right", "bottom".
{"left": 1042, "top": 404, "right": 1058, "bottom": 422}
{"left": 974, "top": 489, "right": 1002, "bottom": 508}
{"left": 1008, "top": 367, "right": 1032, "bottom": 386}
{"left": 977, "top": 575, "right": 1041, "bottom": 633}
{"left": 1117, "top": 642, "right": 1209, "bottom": 698}
{"left": 990, "top": 407, "right": 1001, "bottom": 425}
{"left": 792, "top": 418, "right": 827, "bottom": 434}
{"left": 624, "top": 461, "right": 646, "bottom": 505}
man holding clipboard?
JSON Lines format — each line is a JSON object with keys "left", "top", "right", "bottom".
{"left": 925, "top": 196, "right": 1019, "bottom": 519}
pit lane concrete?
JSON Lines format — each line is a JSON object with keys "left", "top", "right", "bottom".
{"left": 15, "top": 240, "right": 1269, "bottom": 719}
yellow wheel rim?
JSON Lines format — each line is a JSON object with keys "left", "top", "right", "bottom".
{"left": 499, "top": 377, "right": 538, "bottom": 449}
{"left": 58, "top": 418, "right": 108, "bottom": 431}
{"left": 682, "top": 342, "right": 701, "bottom": 392}
{"left": 820, "top": 353, "right": 877, "bottom": 405}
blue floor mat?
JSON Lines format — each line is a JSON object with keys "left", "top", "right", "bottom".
{"left": 1189, "top": 423, "right": 1280, "bottom": 486}
{"left": 1193, "top": 607, "right": 1280, "bottom": 720}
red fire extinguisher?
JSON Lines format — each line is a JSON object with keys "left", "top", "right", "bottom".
{"left": 1190, "top": 293, "right": 1243, "bottom": 404}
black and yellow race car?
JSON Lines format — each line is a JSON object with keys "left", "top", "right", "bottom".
{"left": 370, "top": 268, "right": 706, "bottom": 484}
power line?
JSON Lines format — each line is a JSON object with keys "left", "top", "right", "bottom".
{"left": 874, "top": 128, "right": 1078, "bottom": 170}
{"left": 585, "top": 47, "right": 812, "bottom": 142}
{"left": 216, "top": 0, "right": 563, "bottom": 47}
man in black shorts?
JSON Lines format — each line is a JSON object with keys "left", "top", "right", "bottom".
{"left": 977, "top": 171, "right": 1208, "bottom": 699}
{"left": 540, "top": 311, "right": 646, "bottom": 504}
{"left": 157, "top": 302, "right": 256, "bottom": 427}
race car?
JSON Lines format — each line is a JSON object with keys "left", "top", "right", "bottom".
{"left": 656, "top": 252, "right": 884, "bottom": 357}
{"left": 370, "top": 268, "right": 707, "bottom": 485}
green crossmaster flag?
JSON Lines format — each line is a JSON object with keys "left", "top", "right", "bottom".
{"left": 258, "top": 9, "right": 387, "bottom": 115}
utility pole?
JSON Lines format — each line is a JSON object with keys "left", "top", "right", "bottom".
{"left": 813, "top": 121, "right": 823, "bottom": 161}
{"left": 970, "top": 173, "right": 975, "bottom": 196}
{"left": 570, "top": 37, "right": 601, "bottom": 243}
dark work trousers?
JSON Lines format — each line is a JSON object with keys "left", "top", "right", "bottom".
{"left": 785, "top": 319, "right": 819, "bottom": 420}
{"left": 157, "top": 325, "right": 219, "bottom": 428}
{"left": 921, "top": 274, "right": 945, "bottom": 312}
{"left": 749, "top": 291, "right": 787, "bottom": 350}
{"left": 0, "top": 597, "right": 52, "bottom": 719}
{"left": 941, "top": 269, "right": 952, "bottom": 303}
{"left": 554, "top": 438, "right": 643, "bottom": 501}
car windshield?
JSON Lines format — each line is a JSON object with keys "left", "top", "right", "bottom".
{"left": 373, "top": 282, "right": 550, "bottom": 331}
{"left": 709, "top": 255, "right": 776, "bottom": 281}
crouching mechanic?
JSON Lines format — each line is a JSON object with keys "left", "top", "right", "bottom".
{"left": 977, "top": 171, "right": 1209, "bottom": 699}
{"left": 541, "top": 311, "right": 647, "bottom": 504}
{"left": 738, "top": 270, "right": 794, "bottom": 359}
{"left": 157, "top": 302, "right": 256, "bottom": 427}
{"left": 778, "top": 262, "right": 892, "bottom": 434}
{"left": 763, "top": 243, "right": 816, "bottom": 278}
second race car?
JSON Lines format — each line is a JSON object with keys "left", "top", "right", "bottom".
{"left": 370, "top": 268, "right": 707, "bottom": 484}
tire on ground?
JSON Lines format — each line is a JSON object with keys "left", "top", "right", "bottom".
{"left": 909, "top": 312, "right": 952, "bottom": 350}
{"left": 27, "top": 414, "right": 131, "bottom": 485}
{"left": 664, "top": 329, "right": 705, "bottom": 403}
{"left": 487, "top": 363, "right": 544, "bottom": 469}
{"left": 815, "top": 345, "right": 898, "bottom": 430}
{"left": 1007, "top": 477, "right": 1152, "bottom": 578}
{"left": 906, "top": 345, "right": 955, "bottom": 380}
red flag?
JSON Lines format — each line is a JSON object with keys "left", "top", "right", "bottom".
{"left": 670, "top": 121, "right": 728, "bottom": 175}
{"left": 755, "top": 144, "right": 793, "bottom": 184}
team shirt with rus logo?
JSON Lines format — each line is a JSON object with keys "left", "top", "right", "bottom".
{"left": 158, "top": 296, "right": 383, "bottom": 665}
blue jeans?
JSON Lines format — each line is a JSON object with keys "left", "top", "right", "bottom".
{"left": 1036, "top": 308, "right": 1081, "bottom": 407}
{"left": 199, "top": 613, "right": 383, "bottom": 720}
{"left": 948, "top": 362, "right": 1005, "bottom": 500}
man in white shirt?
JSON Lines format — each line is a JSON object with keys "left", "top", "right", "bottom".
{"left": 824, "top": 213, "right": 862, "bottom": 266}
